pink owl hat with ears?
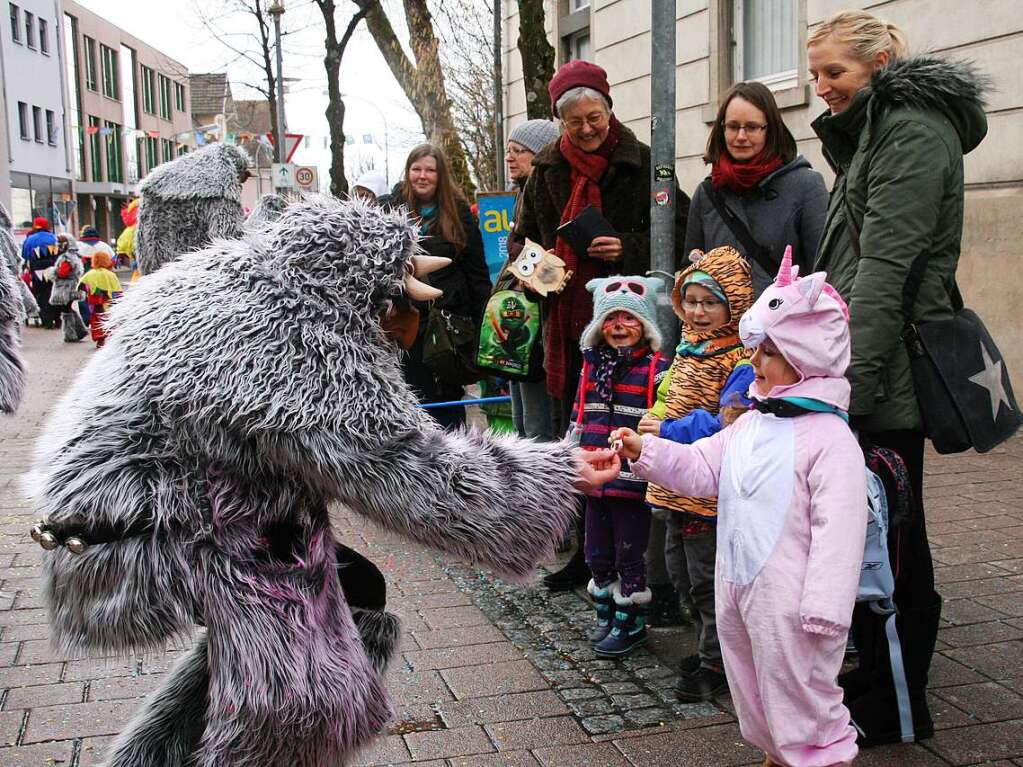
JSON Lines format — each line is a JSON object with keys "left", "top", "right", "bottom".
{"left": 738, "top": 246, "right": 853, "bottom": 410}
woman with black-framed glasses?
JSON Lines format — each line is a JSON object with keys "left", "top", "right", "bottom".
{"left": 686, "top": 81, "right": 828, "bottom": 296}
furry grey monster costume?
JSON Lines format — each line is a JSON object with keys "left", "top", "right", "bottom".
{"left": 134, "top": 143, "right": 249, "bottom": 275}
{"left": 0, "top": 202, "right": 39, "bottom": 322}
{"left": 29, "top": 196, "right": 581, "bottom": 766}
{"left": 0, "top": 202, "right": 26, "bottom": 412}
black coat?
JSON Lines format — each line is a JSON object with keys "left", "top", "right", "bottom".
{"left": 510, "top": 125, "right": 689, "bottom": 278}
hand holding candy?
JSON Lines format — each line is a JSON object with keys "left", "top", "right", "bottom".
{"left": 574, "top": 448, "right": 622, "bottom": 493}
{"left": 608, "top": 428, "right": 643, "bottom": 461}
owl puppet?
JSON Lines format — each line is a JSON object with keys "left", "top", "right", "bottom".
{"left": 506, "top": 238, "right": 573, "bottom": 296}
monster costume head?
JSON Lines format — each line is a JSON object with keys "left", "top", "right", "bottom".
{"left": 134, "top": 143, "right": 250, "bottom": 275}
{"left": 29, "top": 194, "right": 580, "bottom": 767}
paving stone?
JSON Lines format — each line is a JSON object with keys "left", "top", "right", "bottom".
{"left": 533, "top": 741, "right": 633, "bottom": 766}
{"left": 935, "top": 681, "right": 1023, "bottom": 722}
{"left": 88, "top": 674, "right": 166, "bottom": 702}
{"left": 403, "top": 641, "right": 523, "bottom": 671}
{"left": 0, "top": 739, "right": 74, "bottom": 766}
{"left": 930, "top": 652, "right": 990, "bottom": 688}
{"left": 438, "top": 690, "right": 568, "bottom": 728}
{"left": 62, "top": 657, "right": 141, "bottom": 683}
{"left": 448, "top": 751, "right": 540, "bottom": 766}
{"left": 558, "top": 686, "right": 602, "bottom": 701}
{"left": 77, "top": 735, "right": 115, "bottom": 766}
{"left": 422, "top": 605, "right": 493, "bottom": 631}
{"left": 613, "top": 722, "right": 761, "bottom": 766}
{"left": 411, "top": 623, "right": 508, "bottom": 650}
{"left": 566, "top": 698, "right": 615, "bottom": 717}
{"left": 928, "top": 719, "right": 1023, "bottom": 764}
{"left": 3, "top": 681, "right": 83, "bottom": 709}
{"left": 404, "top": 724, "right": 494, "bottom": 761}
{"left": 442, "top": 660, "right": 547, "bottom": 700}
{"left": 0, "top": 709, "right": 25, "bottom": 746}
{"left": 940, "top": 620, "right": 1023, "bottom": 648}
{"left": 350, "top": 733, "right": 411, "bottom": 766}
{"left": 935, "top": 562, "right": 1012, "bottom": 584}
{"left": 485, "top": 715, "right": 588, "bottom": 751}
{"left": 943, "top": 598, "right": 1008, "bottom": 626}
{"left": 624, "top": 707, "right": 671, "bottom": 727}
{"left": 21, "top": 699, "right": 138, "bottom": 743}
{"left": 977, "top": 592, "right": 1023, "bottom": 618}
{"left": 852, "top": 743, "right": 949, "bottom": 765}
{"left": 580, "top": 714, "right": 625, "bottom": 735}
{"left": 946, "top": 640, "right": 1023, "bottom": 681}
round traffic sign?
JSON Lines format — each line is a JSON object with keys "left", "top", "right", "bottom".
{"left": 295, "top": 167, "right": 316, "bottom": 188}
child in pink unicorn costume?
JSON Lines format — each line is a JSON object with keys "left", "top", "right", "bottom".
{"left": 583, "top": 247, "right": 867, "bottom": 766}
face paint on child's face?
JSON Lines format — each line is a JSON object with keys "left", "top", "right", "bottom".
{"left": 682, "top": 284, "right": 729, "bottom": 333}
{"left": 601, "top": 311, "right": 643, "bottom": 348}
{"left": 751, "top": 337, "right": 801, "bottom": 395}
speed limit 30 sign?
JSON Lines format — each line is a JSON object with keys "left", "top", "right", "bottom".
{"left": 294, "top": 166, "right": 318, "bottom": 190}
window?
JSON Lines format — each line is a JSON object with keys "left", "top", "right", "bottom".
{"left": 140, "top": 65, "right": 155, "bottom": 114}
{"left": 105, "top": 121, "right": 122, "bottom": 182}
{"left": 83, "top": 36, "right": 97, "bottom": 91}
{"left": 161, "top": 138, "right": 174, "bottom": 163}
{"left": 65, "top": 14, "right": 85, "bottom": 181}
{"left": 566, "top": 31, "right": 591, "bottom": 61}
{"left": 174, "top": 81, "right": 185, "bottom": 112}
{"left": 558, "top": 1, "right": 590, "bottom": 65}
{"left": 9, "top": 3, "right": 19, "bottom": 44}
{"left": 38, "top": 16, "right": 46, "bottom": 53}
{"left": 88, "top": 115, "right": 102, "bottom": 181}
{"left": 31, "top": 105, "right": 42, "bottom": 142}
{"left": 158, "top": 75, "right": 172, "bottom": 119}
{"left": 24, "top": 9, "right": 32, "bottom": 48}
{"left": 145, "top": 136, "right": 158, "bottom": 169}
{"left": 17, "top": 101, "right": 28, "bottom": 140}
{"left": 733, "top": 0, "right": 798, "bottom": 90}
{"left": 45, "top": 109, "right": 56, "bottom": 145}
{"left": 100, "top": 44, "right": 118, "bottom": 99}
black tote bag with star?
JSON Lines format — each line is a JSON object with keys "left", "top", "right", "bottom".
{"left": 904, "top": 307, "right": 1021, "bottom": 454}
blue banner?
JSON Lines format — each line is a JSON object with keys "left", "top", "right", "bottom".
{"left": 476, "top": 191, "right": 517, "bottom": 283}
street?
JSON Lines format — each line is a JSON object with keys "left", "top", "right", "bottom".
{"left": 1, "top": 325, "right": 1022, "bottom": 766}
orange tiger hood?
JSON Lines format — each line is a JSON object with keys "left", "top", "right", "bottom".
{"left": 672, "top": 246, "right": 753, "bottom": 343}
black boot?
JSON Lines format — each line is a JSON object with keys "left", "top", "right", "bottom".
{"left": 646, "top": 583, "right": 689, "bottom": 628}
{"left": 849, "top": 594, "right": 941, "bottom": 747}
{"left": 543, "top": 505, "right": 588, "bottom": 591}
{"left": 587, "top": 579, "right": 615, "bottom": 646}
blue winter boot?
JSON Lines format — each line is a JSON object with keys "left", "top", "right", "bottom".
{"left": 593, "top": 585, "right": 651, "bottom": 658}
{"left": 587, "top": 579, "right": 616, "bottom": 646}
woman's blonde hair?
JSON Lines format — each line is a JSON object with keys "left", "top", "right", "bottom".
{"left": 807, "top": 10, "right": 909, "bottom": 63}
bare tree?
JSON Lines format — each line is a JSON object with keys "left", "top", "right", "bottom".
{"left": 194, "top": 0, "right": 285, "bottom": 158}
{"left": 433, "top": 0, "right": 496, "bottom": 191}
{"left": 312, "top": 1, "right": 369, "bottom": 197}
{"left": 517, "top": 0, "right": 556, "bottom": 120}
{"left": 353, "top": 0, "right": 475, "bottom": 196}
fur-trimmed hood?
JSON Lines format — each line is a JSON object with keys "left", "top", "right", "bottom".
{"left": 139, "top": 143, "right": 249, "bottom": 201}
{"left": 868, "top": 55, "right": 990, "bottom": 153}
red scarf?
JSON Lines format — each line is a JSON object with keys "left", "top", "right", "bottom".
{"left": 545, "top": 116, "right": 623, "bottom": 401}
{"left": 711, "top": 151, "right": 783, "bottom": 195}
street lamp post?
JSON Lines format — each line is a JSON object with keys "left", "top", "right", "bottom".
{"left": 268, "top": 0, "right": 287, "bottom": 175}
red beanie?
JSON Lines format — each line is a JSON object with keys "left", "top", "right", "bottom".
{"left": 32, "top": 216, "right": 50, "bottom": 231}
{"left": 548, "top": 60, "right": 612, "bottom": 116}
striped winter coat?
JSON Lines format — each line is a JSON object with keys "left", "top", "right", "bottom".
{"left": 571, "top": 346, "right": 670, "bottom": 500}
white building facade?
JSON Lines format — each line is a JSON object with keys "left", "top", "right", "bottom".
{"left": 1, "top": 0, "right": 73, "bottom": 232}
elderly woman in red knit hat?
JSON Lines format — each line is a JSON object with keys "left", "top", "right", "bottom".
{"left": 511, "top": 60, "right": 689, "bottom": 590}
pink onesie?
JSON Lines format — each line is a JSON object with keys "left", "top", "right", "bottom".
{"left": 632, "top": 251, "right": 866, "bottom": 766}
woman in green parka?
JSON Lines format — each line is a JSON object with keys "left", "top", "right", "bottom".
{"left": 807, "top": 10, "right": 989, "bottom": 748}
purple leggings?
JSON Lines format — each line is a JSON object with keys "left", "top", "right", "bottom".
{"left": 584, "top": 496, "right": 651, "bottom": 596}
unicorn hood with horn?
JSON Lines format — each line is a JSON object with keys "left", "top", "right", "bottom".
{"left": 738, "top": 245, "right": 852, "bottom": 411}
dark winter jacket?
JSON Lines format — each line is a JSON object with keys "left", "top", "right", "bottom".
{"left": 685, "top": 156, "right": 828, "bottom": 296}
{"left": 511, "top": 125, "right": 689, "bottom": 284}
{"left": 571, "top": 346, "right": 669, "bottom": 500}
{"left": 812, "top": 56, "right": 989, "bottom": 431}
{"left": 378, "top": 193, "right": 492, "bottom": 325}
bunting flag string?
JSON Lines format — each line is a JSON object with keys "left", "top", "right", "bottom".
{"left": 85, "top": 126, "right": 99, "bottom": 135}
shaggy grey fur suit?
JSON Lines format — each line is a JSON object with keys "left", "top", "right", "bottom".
{"left": 0, "top": 203, "right": 25, "bottom": 412}
{"left": 29, "top": 196, "right": 580, "bottom": 766}
{"left": 134, "top": 143, "right": 249, "bottom": 275}
{"left": 0, "top": 202, "right": 39, "bottom": 323}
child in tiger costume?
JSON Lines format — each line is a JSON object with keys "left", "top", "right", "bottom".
{"left": 639, "top": 246, "right": 754, "bottom": 701}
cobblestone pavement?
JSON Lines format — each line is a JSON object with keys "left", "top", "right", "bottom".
{"left": 2, "top": 326, "right": 1023, "bottom": 766}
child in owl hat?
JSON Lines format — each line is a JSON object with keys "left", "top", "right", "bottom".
{"left": 641, "top": 245, "right": 755, "bottom": 701}
{"left": 571, "top": 275, "right": 670, "bottom": 658}
{"left": 593, "top": 247, "right": 866, "bottom": 766}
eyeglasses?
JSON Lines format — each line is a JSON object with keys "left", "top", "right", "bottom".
{"left": 682, "top": 298, "right": 726, "bottom": 312}
{"left": 722, "top": 122, "right": 768, "bottom": 136}
{"left": 563, "top": 113, "right": 608, "bottom": 132}
{"left": 506, "top": 146, "right": 532, "bottom": 157}
{"left": 602, "top": 312, "right": 642, "bottom": 328}
{"left": 604, "top": 280, "right": 646, "bottom": 296}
